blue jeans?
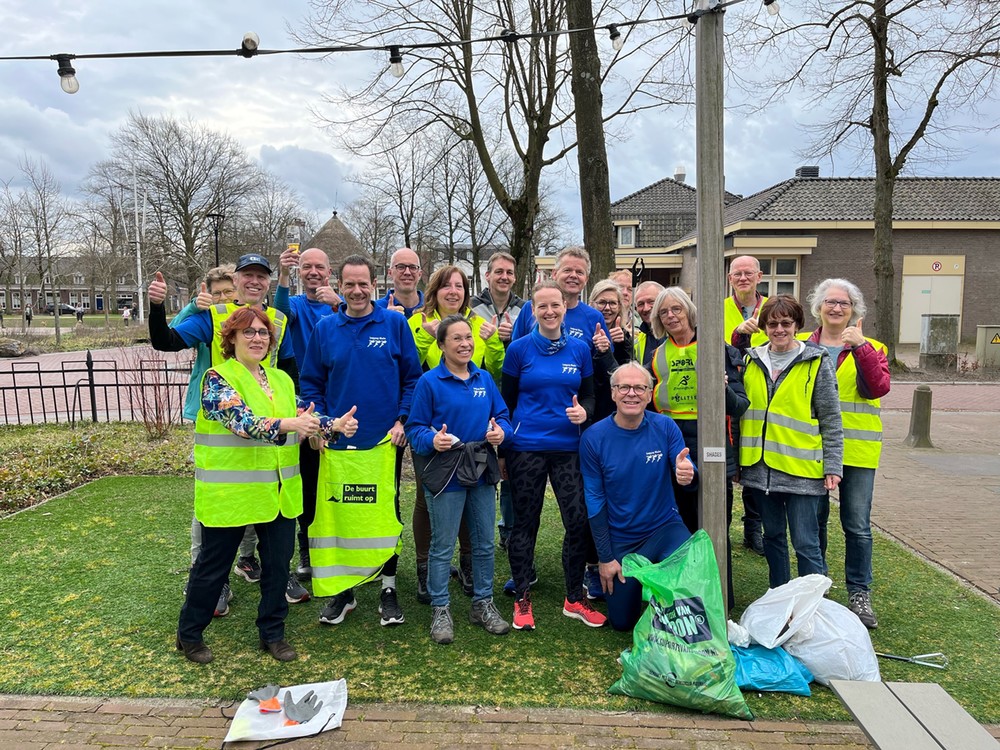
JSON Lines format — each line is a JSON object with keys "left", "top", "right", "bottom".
{"left": 758, "top": 490, "right": 826, "bottom": 589}
{"left": 818, "top": 466, "right": 875, "bottom": 594}
{"left": 425, "top": 483, "right": 497, "bottom": 606}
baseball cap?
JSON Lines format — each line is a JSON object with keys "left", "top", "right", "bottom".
{"left": 234, "top": 253, "right": 272, "bottom": 274}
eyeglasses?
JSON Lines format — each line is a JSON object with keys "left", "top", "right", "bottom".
{"left": 612, "top": 384, "right": 651, "bottom": 395}
{"left": 729, "top": 271, "right": 758, "bottom": 279}
{"left": 241, "top": 328, "right": 270, "bottom": 340}
{"left": 765, "top": 319, "right": 796, "bottom": 329}
{"left": 596, "top": 299, "right": 619, "bottom": 308}
{"left": 823, "top": 299, "right": 852, "bottom": 309}
{"left": 393, "top": 263, "right": 420, "bottom": 273}
{"left": 657, "top": 306, "right": 685, "bottom": 318}
{"left": 211, "top": 290, "right": 235, "bottom": 301}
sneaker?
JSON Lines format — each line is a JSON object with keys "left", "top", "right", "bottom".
{"left": 296, "top": 547, "right": 312, "bottom": 579}
{"left": 743, "top": 527, "right": 765, "bottom": 556}
{"left": 457, "top": 553, "right": 473, "bottom": 597}
{"left": 285, "top": 574, "right": 310, "bottom": 604}
{"left": 234, "top": 555, "right": 262, "bottom": 583}
{"left": 512, "top": 593, "right": 535, "bottom": 631}
{"left": 503, "top": 570, "right": 538, "bottom": 597}
{"left": 214, "top": 583, "right": 233, "bottom": 617}
{"left": 415, "top": 562, "right": 431, "bottom": 605}
{"left": 379, "top": 587, "right": 405, "bottom": 626}
{"left": 563, "top": 597, "right": 607, "bottom": 628}
{"left": 319, "top": 590, "right": 357, "bottom": 625}
{"left": 584, "top": 565, "right": 605, "bottom": 602}
{"left": 848, "top": 591, "right": 878, "bottom": 629}
{"left": 470, "top": 598, "right": 510, "bottom": 635}
{"left": 430, "top": 605, "right": 454, "bottom": 645}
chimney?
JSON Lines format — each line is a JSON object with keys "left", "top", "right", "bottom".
{"left": 795, "top": 165, "right": 820, "bottom": 178}
{"left": 674, "top": 164, "right": 687, "bottom": 183}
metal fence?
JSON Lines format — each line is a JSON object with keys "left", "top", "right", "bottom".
{"left": 0, "top": 350, "right": 194, "bottom": 426}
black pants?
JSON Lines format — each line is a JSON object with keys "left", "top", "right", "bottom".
{"left": 296, "top": 441, "right": 320, "bottom": 555}
{"left": 507, "top": 450, "right": 593, "bottom": 602}
{"left": 178, "top": 513, "right": 296, "bottom": 644}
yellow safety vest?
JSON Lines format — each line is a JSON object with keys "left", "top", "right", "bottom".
{"left": 740, "top": 355, "right": 825, "bottom": 478}
{"left": 309, "top": 439, "right": 403, "bottom": 597}
{"left": 837, "top": 338, "right": 885, "bottom": 469}
{"left": 208, "top": 303, "right": 288, "bottom": 368}
{"left": 724, "top": 295, "right": 768, "bottom": 348}
{"left": 651, "top": 338, "right": 698, "bottom": 420}
{"left": 634, "top": 330, "right": 647, "bottom": 363}
{"left": 408, "top": 308, "right": 505, "bottom": 379}
{"left": 193, "top": 357, "right": 303, "bottom": 527}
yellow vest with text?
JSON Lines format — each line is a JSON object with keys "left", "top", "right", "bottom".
{"left": 724, "top": 295, "right": 769, "bottom": 348}
{"left": 651, "top": 338, "right": 699, "bottom": 420}
{"left": 193, "top": 357, "right": 303, "bottom": 527}
{"left": 209, "top": 303, "right": 288, "bottom": 368}
{"left": 837, "top": 337, "right": 885, "bottom": 469}
{"left": 740, "top": 355, "right": 825, "bottom": 478}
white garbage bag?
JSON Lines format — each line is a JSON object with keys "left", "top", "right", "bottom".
{"left": 223, "top": 679, "right": 348, "bottom": 743}
{"left": 739, "top": 574, "right": 831, "bottom": 649}
{"left": 783, "top": 599, "right": 880, "bottom": 686}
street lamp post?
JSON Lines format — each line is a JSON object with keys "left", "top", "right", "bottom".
{"left": 206, "top": 212, "right": 225, "bottom": 267}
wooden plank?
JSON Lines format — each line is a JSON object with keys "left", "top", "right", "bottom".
{"left": 887, "top": 682, "right": 1000, "bottom": 750}
{"left": 829, "top": 680, "right": 942, "bottom": 750}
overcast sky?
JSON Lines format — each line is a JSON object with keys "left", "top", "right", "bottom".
{"left": 2, "top": 1, "right": 998, "bottom": 240}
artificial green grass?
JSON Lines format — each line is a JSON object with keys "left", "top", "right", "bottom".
{"left": 1, "top": 475, "right": 998, "bottom": 722}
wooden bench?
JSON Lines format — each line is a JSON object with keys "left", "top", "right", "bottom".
{"left": 830, "top": 680, "right": 999, "bottom": 750}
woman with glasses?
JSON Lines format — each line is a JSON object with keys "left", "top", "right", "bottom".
{"left": 588, "top": 280, "right": 633, "bottom": 422}
{"left": 740, "top": 295, "right": 843, "bottom": 590}
{"left": 178, "top": 307, "right": 357, "bottom": 664}
{"left": 802, "top": 280, "right": 889, "bottom": 629}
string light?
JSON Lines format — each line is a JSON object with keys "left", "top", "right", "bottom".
{"left": 4, "top": 0, "right": 772, "bottom": 92}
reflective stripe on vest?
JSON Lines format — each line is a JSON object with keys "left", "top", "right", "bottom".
{"left": 740, "top": 356, "right": 825, "bottom": 478}
{"left": 193, "top": 358, "right": 302, "bottom": 527}
{"left": 651, "top": 338, "right": 698, "bottom": 419}
{"left": 309, "top": 439, "right": 403, "bottom": 598}
{"left": 724, "top": 295, "right": 768, "bottom": 347}
{"left": 208, "top": 303, "right": 288, "bottom": 367}
{"left": 837, "top": 337, "right": 885, "bottom": 469}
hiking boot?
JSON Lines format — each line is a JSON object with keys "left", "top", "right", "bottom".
{"left": 458, "top": 553, "right": 474, "bottom": 597}
{"left": 319, "top": 589, "right": 357, "bottom": 625}
{"left": 285, "top": 574, "right": 310, "bottom": 604}
{"left": 176, "top": 637, "right": 213, "bottom": 664}
{"left": 259, "top": 638, "right": 297, "bottom": 662}
{"left": 512, "top": 593, "right": 535, "bottom": 631}
{"left": 234, "top": 555, "right": 262, "bottom": 583}
{"left": 503, "top": 570, "right": 538, "bottom": 597}
{"left": 214, "top": 583, "right": 233, "bottom": 617}
{"left": 296, "top": 547, "right": 312, "bottom": 579}
{"left": 563, "top": 597, "right": 607, "bottom": 628}
{"left": 584, "top": 564, "right": 605, "bottom": 602}
{"left": 415, "top": 562, "right": 431, "bottom": 605}
{"left": 848, "top": 591, "right": 878, "bottom": 629}
{"left": 470, "top": 598, "right": 510, "bottom": 635}
{"left": 379, "top": 587, "right": 405, "bottom": 626}
{"left": 743, "top": 527, "right": 765, "bottom": 556}
{"left": 430, "top": 605, "right": 454, "bottom": 645}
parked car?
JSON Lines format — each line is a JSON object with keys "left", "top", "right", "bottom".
{"left": 45, "top": 303, "right": 78, "bottom": 315}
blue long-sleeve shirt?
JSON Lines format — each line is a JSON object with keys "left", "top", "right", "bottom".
{"left": 273, "top": 286, "right": 338, "bottom": 369}
{"left": 375, "top": 288, "right": 424, "bottom": 318}
{"left": 509, "top": 300, "right": 609, "bottom": 353}
{"left": 580, "top": 412, "right": 692, "bottom": 562}
{"left": 299, "top": 305, "right": 422, "bottom": 450}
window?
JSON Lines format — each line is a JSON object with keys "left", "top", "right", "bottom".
{"left": 11, "top": 292, "right": 20, "bottom": 310}
{"left": 73, "top": 274, "right": 84, "bottom": 285}
{"left": 617, "top": 225, "right": 636, "bottom": 248}
{"left": 117, "top": 276, "right": 127, "bottom": 285}
{"left": 13, "top": 274, "right": 21, "bottom": 284}
{"left": 756, "top": 257, "right": 799, "bottom": 298}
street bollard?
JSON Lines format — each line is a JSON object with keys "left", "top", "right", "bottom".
{"left": 903, "top": 384, "right": 934, "bottom": 448}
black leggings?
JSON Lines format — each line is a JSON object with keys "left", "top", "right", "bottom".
{"left": 506, "top": 450, "right": 594, "bottom": 602}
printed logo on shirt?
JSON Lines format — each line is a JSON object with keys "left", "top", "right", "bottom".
{"left": 368, "top": 336, "right": 387, "bottom": 348}
{"left": 472, "top": 387, "right": 487, "bottom": 398}
{"left": 568, "top": 326, "right": 584, "bottom": 338}
{"left": 645, "top": 450, "right": 663, "bottom": 464}
{"left": 561, "top": 364, "right": 579, "bottom": 375}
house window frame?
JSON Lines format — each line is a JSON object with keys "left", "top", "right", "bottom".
{"left": 613, "top": 220, "right": 640, "bottom": 249}
{"left": 755, "top": 256, "right": 800, "bottom": 298}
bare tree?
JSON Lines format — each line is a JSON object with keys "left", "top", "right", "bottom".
{"left": 230, "top": 171, "right": 306, "bottom": 257}
{"left": 0, "top": 180, "right": 31, "bottom": 329}
{"left": 740, "top": 0, "right": 1000, "bottom": 363}
{"left": 343, "top": 184, "right": 401, "bottom": 285}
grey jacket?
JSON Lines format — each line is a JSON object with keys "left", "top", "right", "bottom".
{"left": 740, "top": 341, "right": 843, "bottom": 496}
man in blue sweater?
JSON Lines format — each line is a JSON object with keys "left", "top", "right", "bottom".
{"left": 579, "top": 362, "right": 694, "bottom": 631}
{"left": 300, "top": 254, "right": 423, "bottom": 627}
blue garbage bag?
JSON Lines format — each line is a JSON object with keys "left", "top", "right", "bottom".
{"left": 732, "top": 644, "right": 814, "bottom": 696}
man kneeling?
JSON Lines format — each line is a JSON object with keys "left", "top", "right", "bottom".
{"left": 579, "top": 362, "right": 695, "bottom": 631}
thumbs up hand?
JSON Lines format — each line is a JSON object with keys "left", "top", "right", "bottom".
{"left": 286, "top": 402, "right": 321, "bottom": 439}
{"left": 195, "top": 282, "right": 214, "bottom": 310}
{"left": 486, "top": 416, "right": 504, "bottom": 446}
{"left": 420, "top": 312, "right": 440, "bottom": 338}
{"left": 335, "top": 404, "right": 359, "bottom": 438}
{"left": 592, "top": 322, "right": 610, "bottom": 353}
{"left": 609, "top": 315, "right": 625, "bottom": 344}
{"left": 387, "top": 293, "right": 404, "bottom": 314}
{"left": 675, "top": 447, "right": 694, "bottom": 486}
{"left": 566, "top": 394, "right": 587, "bottom": 425}
{"left": 480, "top": 314, "right": 498, "bottom": 341}
{"left": 148, "top": 271, "right": 167, "bottom": 305}
{"left": 498, "top": 310, "right": 514, "bottom": 342}
{"left": 433, "top": 423, "right": 453, "bottom": 452}
{"left": 842, "top": 317, "right": 865, "bottom": 348}
{"left": 315, "top": 286, "right": 342, "bottom": 308}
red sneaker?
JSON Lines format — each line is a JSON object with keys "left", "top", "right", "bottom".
{"left": 562, "top": 597, "right": 606, "bottom": 628}
{"left": 512, "top": 593, "right": 535, "bottom": 631}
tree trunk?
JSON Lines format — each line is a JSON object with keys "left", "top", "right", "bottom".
{"left": 565, "top": 0, "right": 615, "bottom": 284}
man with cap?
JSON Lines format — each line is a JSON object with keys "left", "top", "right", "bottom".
{"left": 148, "top": 253, "right": 311, "bottom": 604}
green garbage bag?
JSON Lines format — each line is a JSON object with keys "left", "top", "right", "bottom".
{"left": 609, "top": 530, "right": 753, "bottom": 720}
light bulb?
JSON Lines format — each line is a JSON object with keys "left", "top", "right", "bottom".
{"left": 60, "top": 74, "right": 80, "bottom": 94}
{"left": 388, "top": 46, "right": 405, "bottom": 78}
{"left": 608, "top": 25, "right": 624, "bottom": 51}
{"left": 766, "top": 0, "right": 780, "bottom": 15}
{"left": 55, "top": 55, "right": 79, "bottom": 94}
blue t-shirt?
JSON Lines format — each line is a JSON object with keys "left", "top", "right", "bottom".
{"left": 580, "top": 412, "right": 689, "bottom": 552}
{"left": 172, "top": 305, "right": 294, "bottom": 361}
{"left": 375, "top": 288, "right": 424, "bottom": 319}
{"left": 502, "top": 335, "right": 593, "bottom": 452}
{"left": 273, "top": 286, "right": 338, "bottom": 369}
{"left": 299, "top": 305, "right": 422, "bottom": 450}
{"left": 509, "top": 300, "right": 609, "bottom": 353}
